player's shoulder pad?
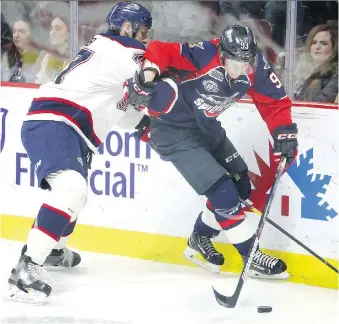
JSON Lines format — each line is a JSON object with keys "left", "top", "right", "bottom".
{"left": 99, "top": 31, "right": 145, "bottom": 51}
{"left": 181, "top": 40, "right": 218, "bottom": 69}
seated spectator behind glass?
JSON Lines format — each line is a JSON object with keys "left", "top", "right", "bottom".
{"left": 1, "top": 20, "right": 41, "bottom": 83}
{"left": 294, "top": 24, "right": 338, "bottom": 103}
{"left": 35, "top": 16, "right": 69, "bottom": 84}
{"left": 1, "top": 13, "right": 12, "bottom": 55}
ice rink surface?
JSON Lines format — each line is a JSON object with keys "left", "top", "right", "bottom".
{"left": 0, "top": 239, "right": 338, "bottom": 324}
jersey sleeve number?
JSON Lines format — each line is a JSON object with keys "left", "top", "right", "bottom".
{"left": 269, "top": 72, "right": 282, "bottom": 89}
{"left": 55, "top": 48, "right": 94, "bottom": 84}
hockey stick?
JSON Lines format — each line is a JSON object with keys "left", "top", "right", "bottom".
{"left": 240, "top": 198, "right": 338, "bottom": 274}
{"left": 212, "top": 156, "right": 287, "bottom": 308}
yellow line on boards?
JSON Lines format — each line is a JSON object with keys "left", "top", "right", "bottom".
{"left": 0, "top": 214, "right": 337, "bottom": 289}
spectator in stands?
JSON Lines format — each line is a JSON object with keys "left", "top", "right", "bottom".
{"left": 1, "top": 19, "right": 41, "bottom": 83}
{"left": 35, "top": 15, "right": 69, "bottom": 84}
{"left": 1, "top": 13, "right": 12, "bottom": 55}
{"left": 294, "top": 24, "right": 338, "bottom": 103}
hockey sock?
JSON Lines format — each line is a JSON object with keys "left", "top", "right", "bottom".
{"left": 207, "top": 200, "right": 245, "bottom": 231}
{"left": 194, "top": 211, "right": 221, "bottom": 237}
{"left": 203, "top": 199, "right": 258, "bottom": 253}
{"left": 26, "top": 204, "right": 71, "bottom": 265}
{"left": 233, "top": 235, "right": 255, "bottom": 256}
{"left": 195, "top": 202, "right": 259, "bottom": 258}
{"left": 53, "top": 220, "right": 77, "bottom": 250}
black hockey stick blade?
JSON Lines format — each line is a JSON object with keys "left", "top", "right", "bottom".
{"left": 212, "top": 156, "right": 287, "bottom": 308}
{"left": 212, "top": 286, "right": 237, "bottom": 308}
{"left": 212, "top": 287, "right": 235, "bottom": 308}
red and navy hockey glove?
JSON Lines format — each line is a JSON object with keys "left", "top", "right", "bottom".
{"left": 135, "top": 114, "right": 151, "bottom": 143}
{"left": 272, "top": 123, "right": 298, "bottom": 166}
{"left": 123, "top": 70, "right": 156, "bottom": 111}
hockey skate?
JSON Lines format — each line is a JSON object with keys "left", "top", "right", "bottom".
{"left": 245, "top": 249, "right": 289, "bottom": 280}
{"left": 183, "top": 231, "right": 225, "bottom": 273}
{"left": 184, "top": 232, "right": 289, "bottom": 279}
{"left": 4, "top": 254, "right": 52, "bottom": 305}
{"left": 22, "top": 244, "right": 81, "bottom": 268}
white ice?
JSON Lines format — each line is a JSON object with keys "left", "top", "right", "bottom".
{"left": 0, "top": 239, "right": 338, "bottom": 324}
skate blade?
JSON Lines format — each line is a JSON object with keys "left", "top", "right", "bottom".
{"left": 3, "top": 283, "right": 48, "bottom": 305}
{"left": 183, "top": 246, "right": 221, "bottom": 274}
{"left": 248, "top": 269, "right": 290, "bottom": 280}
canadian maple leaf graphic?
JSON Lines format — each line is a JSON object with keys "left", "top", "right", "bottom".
{"left": 247, "top": 142, "right": 278, "bottom": 212}
{"left": 246, "top": 145, "right": 337, "bottom": 222}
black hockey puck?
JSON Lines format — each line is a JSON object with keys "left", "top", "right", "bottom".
{"left": 257, "top": 306, "right": 272, "bottom": 313}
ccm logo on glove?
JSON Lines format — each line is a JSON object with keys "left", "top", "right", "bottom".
{"left": 277, "top": 133, "right": 297, "bottom": 140}
{"left": 133, "top": 83, "right": 151, "bottom": 97}
{"left": 272, "top": 123, "right": 298, "bottom": 166}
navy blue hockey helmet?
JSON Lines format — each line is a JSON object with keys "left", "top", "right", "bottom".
{"left": 220, "top": 25, "right": 257, "bottom": 62}
{"left": 106, "top": 2, "right": 152, "bottom": 36}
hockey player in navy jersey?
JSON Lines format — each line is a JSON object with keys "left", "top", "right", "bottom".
{"left": 124, "top": 25, "right": 298, "bottom": 279}
{"left": 5, "top": 2, "right": 153, "bottom": 304}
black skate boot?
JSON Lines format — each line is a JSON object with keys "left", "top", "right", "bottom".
{"left": 5, "top": 254, "right": 52, "bottom": 304}
{"left": 183, "top": 231, "right": 225, "bottom": 273}
{"left": 22, "top": 244, "right": 81, "bottom": 268}
{"left": 244, "top": 249, "right": 289, "bottom": 280}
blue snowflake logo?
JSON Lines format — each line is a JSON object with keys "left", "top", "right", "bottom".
{"left": 286, "top": 148, "right": 337, "bottom": 222}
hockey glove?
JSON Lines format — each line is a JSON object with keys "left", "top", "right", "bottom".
{"left": 272, "top": 123, "right": 298, "bottom": 166}
{"left": 232, "top": 171, "right": 252, "bottom": 200}
{"left": 135, "top": 114, "right": 151, "bottom": 143}
{"left": 123, "top": 70, "right": 156, "bottom": 111}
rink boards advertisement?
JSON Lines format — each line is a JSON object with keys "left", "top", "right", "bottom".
{"left": 0, "top": 82, "right": 338, "bottom": 289}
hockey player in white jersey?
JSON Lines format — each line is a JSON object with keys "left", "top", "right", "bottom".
{"left": 5, "top": 1, "right": 153, "bottom": 304}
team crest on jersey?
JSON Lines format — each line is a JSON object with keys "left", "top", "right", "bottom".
{"left": 194, "top": 91, "right": 239, "bottom": 117}
{"left": 208, "top": 69, "right": 224, "bottom": 82}
{"left": 202, "top": 80, "right": 219, "bottom": 93}
{"left": 132, "top": 53, "right": 144, "bottom": 66}
{"left": 188, "top": 41, "right": 204, "bottom": 49}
